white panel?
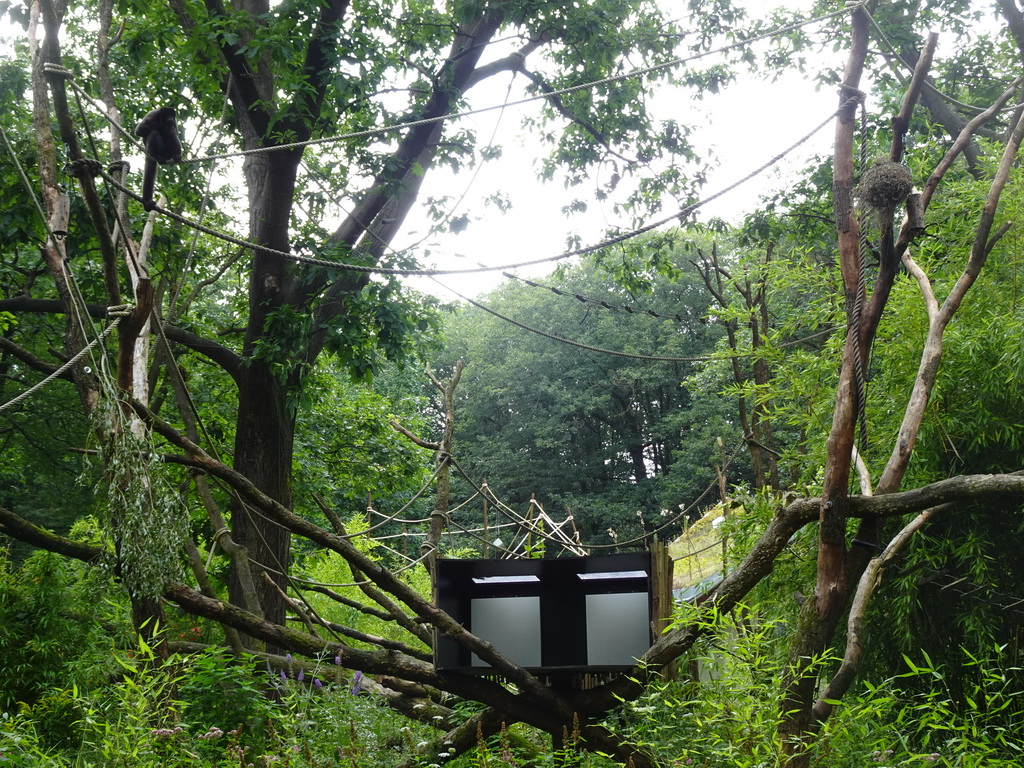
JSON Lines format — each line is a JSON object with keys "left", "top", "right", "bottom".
{"left": 472, "top": 575, "right": 540, "bottom": 584}
{"left": 578, "top": 570, "right": 647, "bottom": 581}
{"left": 470, "top": 596, "right": 542, "bottom": 668}
{"left": 586, "top": 592, "right": 650, "bottom": 666}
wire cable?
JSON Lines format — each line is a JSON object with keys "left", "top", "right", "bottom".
{"left": 71, "top": 5, "right": 851, "bottom": 165}
{"left": 434, "top": 277, "right": 835, "bottom": 362}
{"left": 502, "top": 272, "right": 691, "bottom": 321}
{"left": 93, "top": 79, "right": 856, "bottom": 281}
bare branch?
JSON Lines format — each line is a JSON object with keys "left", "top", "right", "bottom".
{"left": 391, "top": 418, "right": 440, "bottom": 450}
{"left": 813, "top": 504, "right": 945, "bottom": 723}
{"left": 918, "top": 80, "right": 1023, "bottom": 212}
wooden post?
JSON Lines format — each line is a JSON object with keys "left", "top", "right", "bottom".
{"left": 482, "top": 481, "right": 490, "bottom": 558}
{"left": 717, "top": 437, "right": 729, "bottom": 577}
{"left": 526, "top": 493, "right": 536, "bottom": 554}
{"left": 650, "top": 541, "right": 676, "bottom": 680}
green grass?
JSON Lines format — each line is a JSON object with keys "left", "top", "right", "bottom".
{"left": 669, "top": 503, "right": 737, "bottom": 595}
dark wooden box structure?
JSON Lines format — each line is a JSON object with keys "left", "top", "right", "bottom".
{"left": 435, "top": 551, "right": 659, "bottom": 674}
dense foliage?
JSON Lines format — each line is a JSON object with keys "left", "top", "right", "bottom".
{"left": 436, "top": 243, "right": 740, "bottom": 544}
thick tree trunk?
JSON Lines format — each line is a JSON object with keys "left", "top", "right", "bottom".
{"left": 227, "top": 121, "right": 303, "bottom": 641}
{"left": 778, "top": 6, "right": 869, "bottom": 763}
{"left": 229, "top": 361, "right": 296, "bottom": 641}
{"left": 628, "top": 443, "right": 648, "bottom": 482}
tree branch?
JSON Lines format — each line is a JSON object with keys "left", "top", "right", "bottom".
{"left": 0, "top": 337, "right": 66, "bottom": 379}
{"left": 127, "top": 396, "right": 572, "bottom": 713}
{"left": 464, "top": 36, "right": 548, "bottom": 88}
{"left": 297, "top": 12, "right": 506, "bottom": 357}
{"left": 161, "top": 324, "right": 244, "bottom": 384}
{"left": 813, "top": 503, "right": 944, "bottom": 724}
{"left": 878, "top": 110, "right": 1024, "bottom": 493}
{"left": 518, "top": 67, "right": 635, "bottom": 165}
{"left": 0, "top": 298, "right": 243, "bottom": 383}
{"left": 0, "top": 505, "right": 104, "bottom": 563}
{"left": 390, "top": 418, "right": 440, "bottom": 450}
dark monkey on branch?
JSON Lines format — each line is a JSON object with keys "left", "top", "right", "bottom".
{"left": 134, "top": 106, "right": 182, "bottom": 211}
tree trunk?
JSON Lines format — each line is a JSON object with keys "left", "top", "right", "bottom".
{"left": 778, "top": 5, "right": 869, "bottom": 763}
{"left": 228, "top": 126, "right": 303, "bottom": 640}
{"left": 229, "top": 362, "right": 295, "bottom": 641}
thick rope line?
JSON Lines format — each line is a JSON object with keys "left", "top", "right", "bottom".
{"left": 446, "top": 459, "right": 580, "bottom": 558}
{"left": 97, "top": 5, "right": 848, "bottom": 165}
{"left": 858, "top": 11, "right": 1024, "bottom": 116}
{"left": 0, "top": 318, "right": 122, "bottom": 413}
{"left": 346, "top": 462, "right": 448, "bottom": 539}
{"left": 170, "top": 74, "right": 235, "bottom": 319}
{"left": 583, "top": 440, "right": 745, "bottom": 550}
{"left": 853, "top": 101, "right": 870, "bottom": 453}
{"left": 502, "top": 275, "right": 838, "bottom": 351}
{"left": 434, "top": 279, "right": 713, "bottom": 361}
{"left": 673, "top": 536, "right": 729, "bottom": 562}
{"left": 0, "top": 124, "right": 113, "bottom": 383}
{"left": 445, "top": 438, "right": 744, "bottom": 553}
{"left": 41, "top": 4, "right": 860, "bottom": 169}
{"left": 435, "top": 277, "right": 836, "bottom": 362}
{"left": 98, "top": 92, "right": 853, "bottom": 280}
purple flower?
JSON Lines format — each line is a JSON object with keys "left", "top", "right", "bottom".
{"left": 297, "top": 669, "right": 305, "bottom": 683}
{"left": 334, "top": 654, "right": 341, "bottom": 665}
{"left": 279, "top": 669, "right": 287, "bottom": 682}
{"left": 314, "top": 677, "right": 323, "bottom": 690}
{"left": 351, "top": 670, "right": 363, "bottom": 695}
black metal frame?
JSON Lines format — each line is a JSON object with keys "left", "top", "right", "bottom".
{"left": 435, "top": 551, "right": 653, "bottom": 673}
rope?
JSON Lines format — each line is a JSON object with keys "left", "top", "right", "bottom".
{"left": 98, "top": 85, "right": 846, "bottom": 280}
{"left": 501, "top": 272, "right": 838, "bottom": 351}
{"left": 0, "top": 123, "right": 113, "bottom": 392}
{"left": 446, "top": 447, "right": 742, "bottom": 553}
{"left": 347, "top": 462, "right": 448, "bottom": 539}
{"left": 582, "top": 440, "right": 746, "bottom": 549}
{"left": 169, "top": 74, "right": 235, "bottom": 320}
{"left": 8, "top": 134, "right": 115, "bottom": 383}
{"left": 442, "top": 462, "right": 562, "bottom": 558}
{"left": 853, "top": 102, "right": 870, "bottom": 453}
{"left": 205, "top": 526, "right": 231, "bottom": 570}
{"left": 70, "top": 89, "right": 147, "bottom": 281}
{"left": 673, "top": 536, "right": 729, "bottom": 561}
{"left": 502, "top": 272, "right": 691, "bottom": 321}
{"left": 434, "top": 278, "right": 836, "bottom": 362}
{"left": 856, "top": 13, "right": 1024, "bottom": 117}
{"left": 52, "top": 6, "right": 850, "bottom": 166}
{"left": 0, "top": 317, "right": 122, "bottom": 413}
{"left": 43, "top": 64, "right": 137, "bottom": 146}
{"left": 435, "top": 278, "right": 715, "bottom": 361}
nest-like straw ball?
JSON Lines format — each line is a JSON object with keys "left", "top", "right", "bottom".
{"left": 858, "top": 158, "right": 913, "bottom": 213}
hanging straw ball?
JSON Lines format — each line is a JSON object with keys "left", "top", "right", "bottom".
{"left": 858, "top": 157, "right": 914, "bottom": 214}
